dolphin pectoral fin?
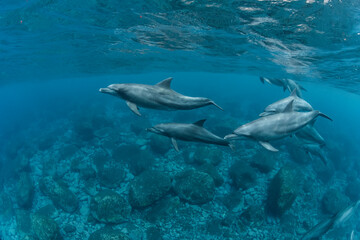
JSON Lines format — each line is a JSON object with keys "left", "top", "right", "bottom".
{"left": 171, "top": 138, "right": 179, "bottom": 152}
{"left": 126, "top": 101, "right": 141, "bottom": 116}
{"left": 259, "top": 141, "right": 279, "bottom": 152}
{"left": 210, "top": 101, "right": 224, "bottom": 111}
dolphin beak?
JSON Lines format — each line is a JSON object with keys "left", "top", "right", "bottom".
{"left": 99, "top": 87, "right": 116, "bottom": 94}
{"left": 224, "top": 134, "right": 238, "bottom": 140}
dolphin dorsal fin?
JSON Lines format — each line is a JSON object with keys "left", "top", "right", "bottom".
{"left": 290, "top": 89, "right": 298, "bottom": 97}
{"left": 283, "top": 100, "right": 294, "bottom": 113}
{"left": 156, "top": 77, "right": 173, "bottom": 89}
{"left": 193, "top": 119, "right": 206, "bottom": 127}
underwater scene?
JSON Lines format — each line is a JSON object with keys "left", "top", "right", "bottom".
{"left": 1, "top": 0, "right": 360, "bottom": 240}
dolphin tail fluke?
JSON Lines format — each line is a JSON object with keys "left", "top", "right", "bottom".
{"left": 318, "top": 112, "right": 333, "bottom": 121}
{"left": 210, "top": 101, "right": 224, "bottom": 111}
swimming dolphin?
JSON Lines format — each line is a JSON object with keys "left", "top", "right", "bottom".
{"left": 259, "top": 89, "right": 313, "bottom": 117}
{"left": 295, "top": 123, "right": 326, "bottom": 146}
{"left": 99, "top": 77, "right": 223, "bottom": 116}
{"left": 301, "top": 218, "right": 334, "bottom": 240}
{"left": 301, "top": 200, "right": 360, "bottom": 240}
{"left": 146, "top": 119, "right": 232, "bottom": 152}
{"left": 225, "top": 100, "right": 332, "bottom": 152}
{"left": 302, "top": 143, "right": 328, "bottom": 166}
{"left": 260, "top": 77, "right": 307, "bottom": 97}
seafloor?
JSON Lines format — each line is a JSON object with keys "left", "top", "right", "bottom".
{"left": 0, "top": 86, "right": 359, "bottom": 240}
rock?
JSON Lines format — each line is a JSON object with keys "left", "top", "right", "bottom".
{"left": 16, "top": 209, "right": 32, "bottom": 235}
{"left": 145, "top": 197, "right": 181, "bottom": 223}
{"left": 250, "top": 150, "right": 277, "bottom": 173}
{"left": 113, "top": 145, "right": 154, "bottom": 175}
{"left": 36, "top": 204, "right": 57, "bottom": 218}
{"left": 63, "top": 224, "right": 76, "bottom": 233}
{"left": 84, "top": 178, "right": 98, "bottom": 196}
{"left": 266, "top": 164, "right": 301, "bottom": 217}
{"left": 89, "top": 227, "right": 129, "bottom": 240}
{"left": 173, "top": 169, "right": 215, "bottom": 204}
{"left": 149, "top": 134, "right": 170, "bottom": 154}
{"left": 59, "top": 144, "right": 78, "bottom": 160}
{"left": 229, "top": 160, "right": 256, "bottom": 190}
{"left": 0, "top": 192, "right": 14, "bottom": 220}
{"left": 16, "top": 172, "right": 34, "bottom": 209}
{"left": 80, "top": 167, "right": 96, "bottom": 180}
{"left": 90, "top": 190, "right": 131, "bottom": 224}
{"left": 322, "top": 189, "right": 350, "bottom": 215}
{"left": 129, "top": 170, "right": 171, "bottom": 208}
{"left": 345, "top": 180, "right": 360, "bottom": 201}
{"left": 146, "top": 226, "right": 163, "bottom": 240}
{"left": 187, "top": 146, "right": 223, "bottom": 166}
{"left": 39, "top": 176, "right": 79, "bottom": 213}
{"left": 206, "top": 218, "right": 223, "bottom": 236}
{"left": 31, "top": 213, "right": 63, "bottom": 240}
{"left": 222, "top": 191, "right": 244, "bottom": 213}
{"left": 240, "top": 205, "right": 265, "bottom": 226}
{"left": 98, "top": 164, "right": 125, "bottom": 188}
{"left": 197, "top": 163, "right": 224, "bottom": 187}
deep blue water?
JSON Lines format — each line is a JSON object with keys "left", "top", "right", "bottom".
{"left": 1, "top": 1, "right": 360, "bottom": 240}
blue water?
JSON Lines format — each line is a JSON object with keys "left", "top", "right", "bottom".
{"left": 1, "top": 1, "right": 360, "bottom": 240}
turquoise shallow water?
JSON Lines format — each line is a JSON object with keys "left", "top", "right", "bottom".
{"left": 1, "top": 1, "right": 360, "bottom": 240}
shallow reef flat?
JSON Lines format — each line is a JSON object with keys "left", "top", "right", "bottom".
{"left": 0, "top": 101, "right": 358, "bottom": 240}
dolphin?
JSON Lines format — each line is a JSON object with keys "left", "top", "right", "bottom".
{"left": 301, "top": 218, "right": 334, "bottom": 240}
{"left": 295, "top": 123, "right": 326, "bottom": 146}
{"left": 259, "top": 89, "right": 313, "bottom": 117}
{"left": 260, "top": 77, "right": 307, "bottom": 97}
{"left": 302, "top": 143, "right": 328, "bottom": 166}
{"left": 146, "top": 119, "right": 232, "bottom": 152}
{"left": 99, "top": 77, "right": 223, "bottom": 116}
{"left": 301, "top": 200, "right": 360, "bottom": 240}
{"left": 225, "top": 100, "right": 332, "bottom": 152}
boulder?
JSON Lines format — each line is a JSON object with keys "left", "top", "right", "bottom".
{"left": 16, "top": 172, "right": 34, "bottom": 209}
{"left": 98, "top": 164, "right": 125, "bottom": 188}
{"left": 31, "top": 213, "right": 63, "bottom": 240}
{"left": 266, "top": 164, "right": 301, "bottom": 217}
{"left": 197, "top": 163, "right": 224, "bottom": 187}
{"left": 129, "top": 170, "right": 171, "bottom": 208}
{"left": 149, "top": 134, "right": 170, "bottom": 154}
{"left": 322, "top": 189, "right": 350, "bottom": 215}
{"left": 173, "top": 169, "right": 215, "bottom": 204}
{"left": 39, "top": 176, "right": 78, "bottom": 213}
{"left": 89, "top": 227, "right": 129, "bottom": 240}
{"left": 229, "top": 161, "right": 256, "bottom": 190}
{"left": 250, "top": 150, "right": 276, "bottom": 173}
{"left": 90, "top": 190, "right": 131, "bottom": 224}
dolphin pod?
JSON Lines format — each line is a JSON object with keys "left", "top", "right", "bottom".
{"left": 100, "top": 76, "right": 331, "bottom": 153}
{"left": 99, "top": 77, "right": 223, "bottom": 116}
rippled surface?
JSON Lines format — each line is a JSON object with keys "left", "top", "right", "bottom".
{"left": 1, "top": 0, "right": 360, "bottom": 92}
